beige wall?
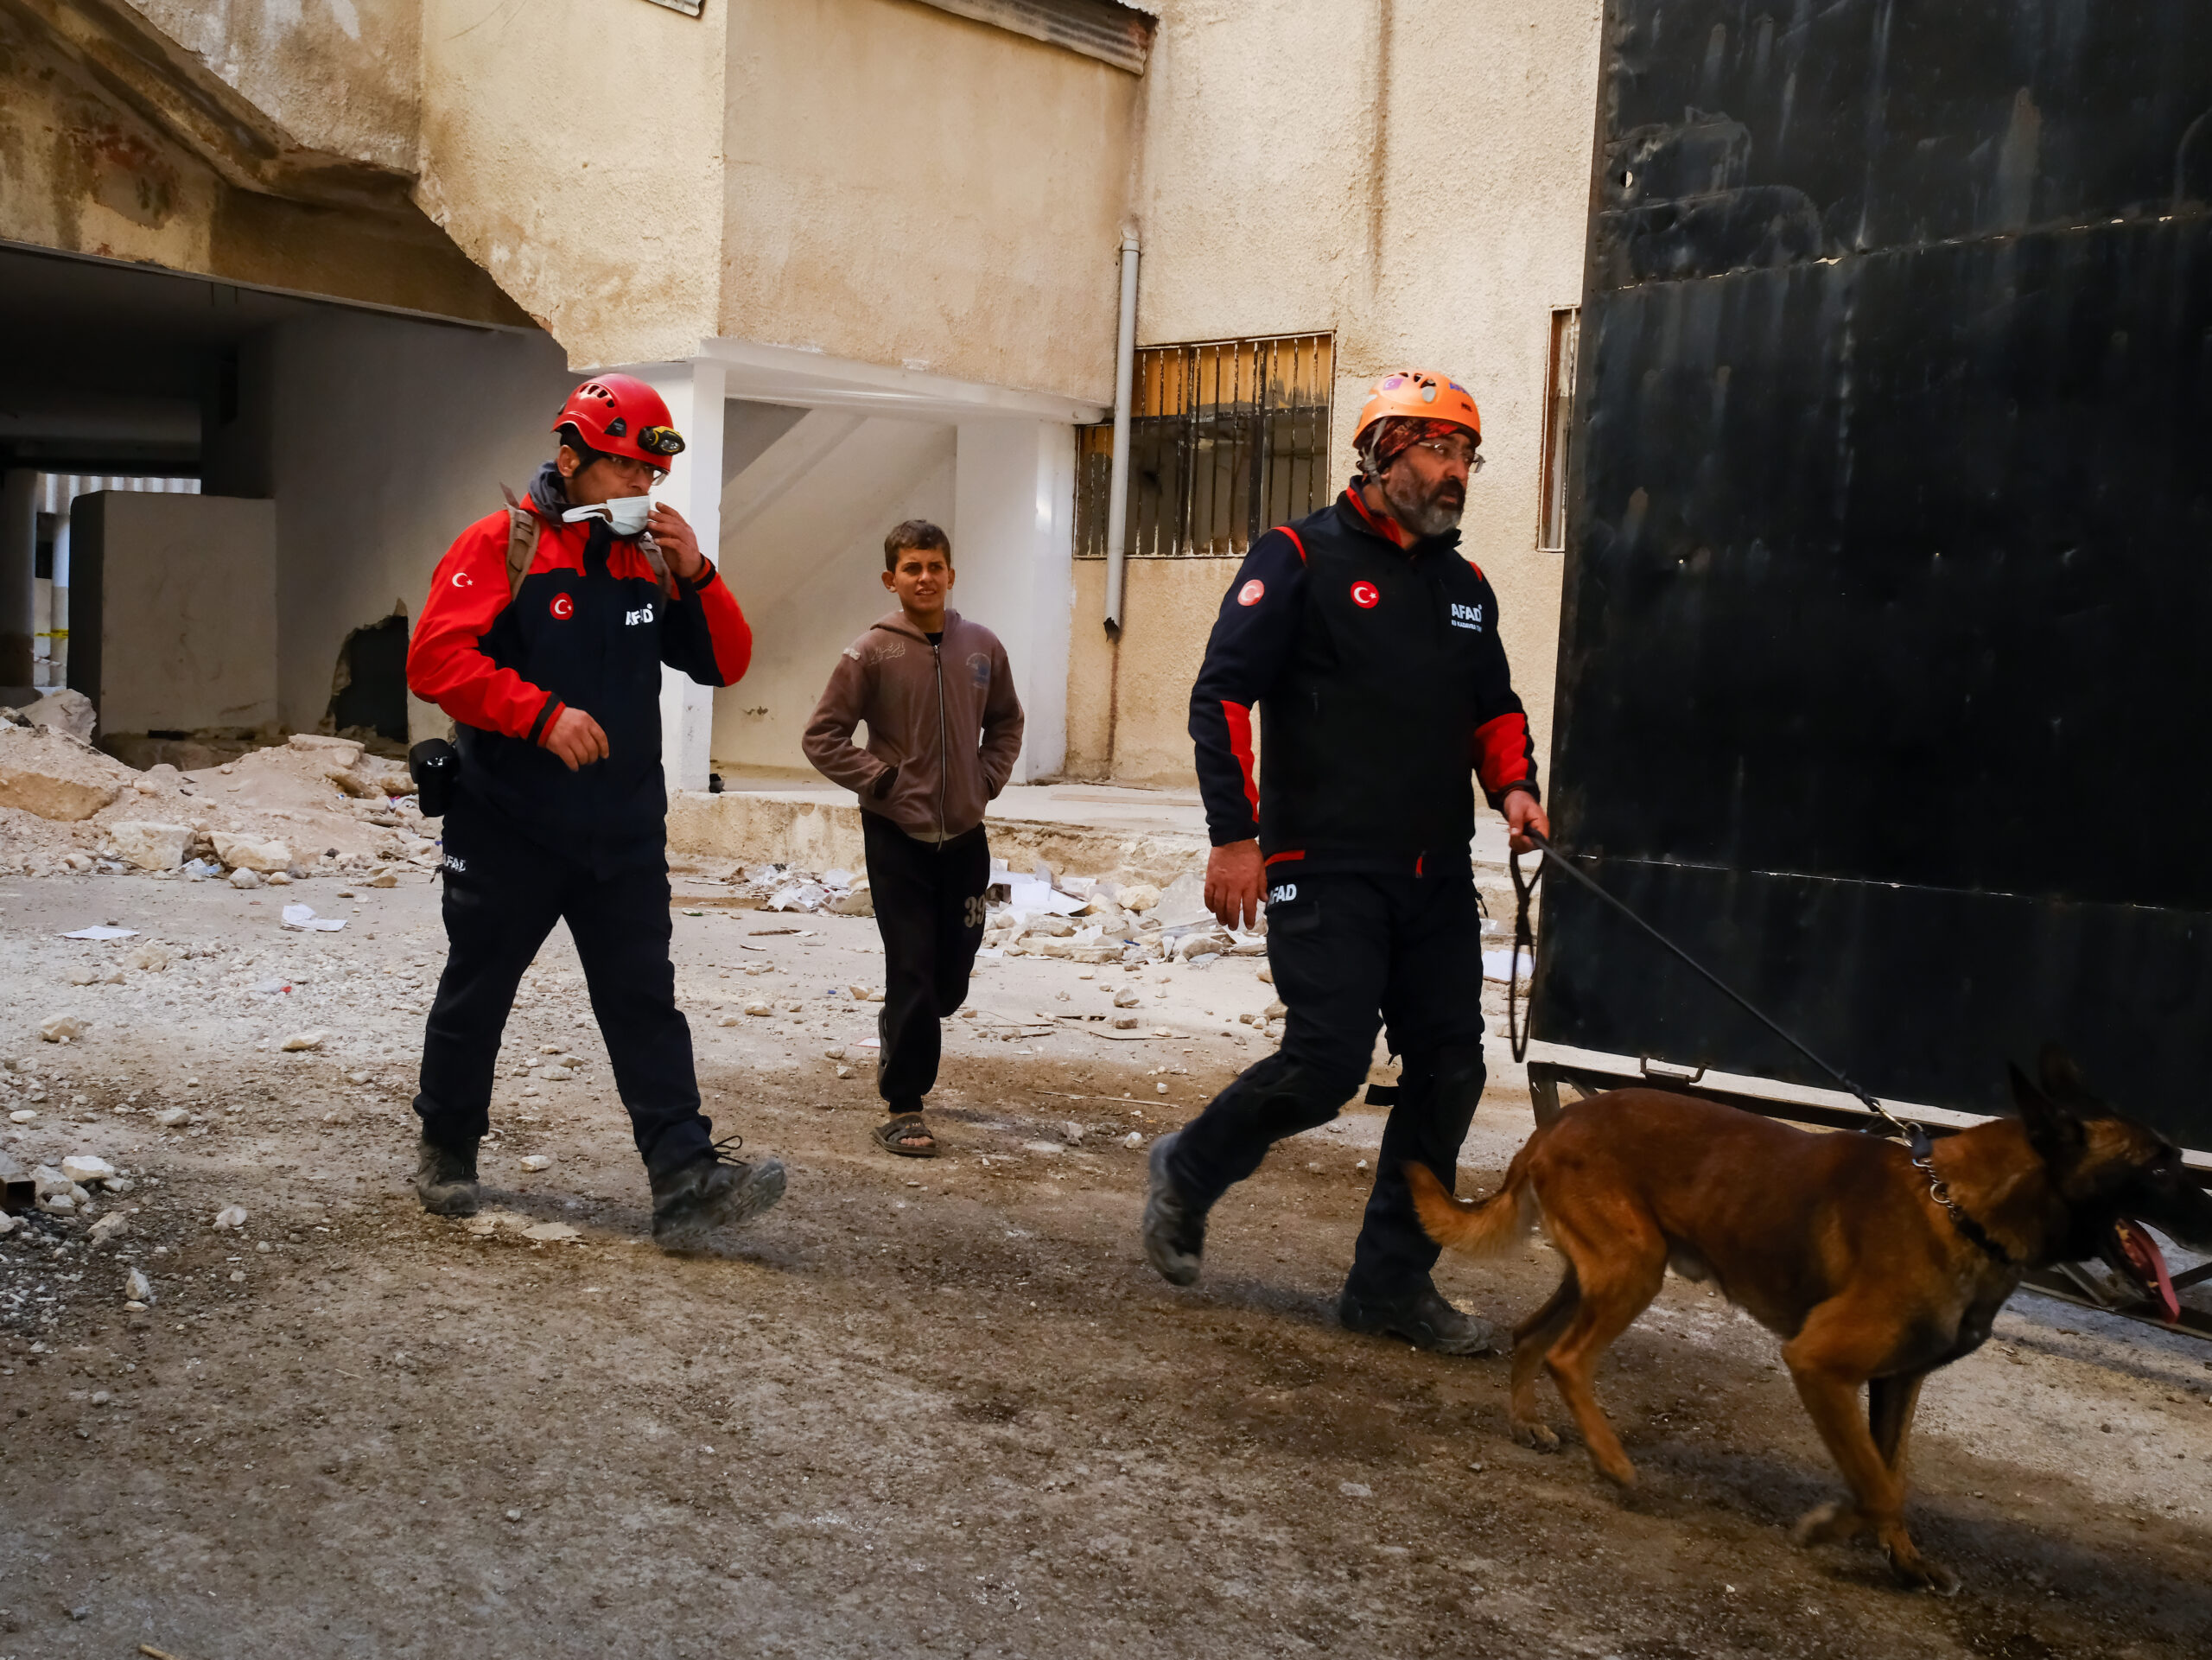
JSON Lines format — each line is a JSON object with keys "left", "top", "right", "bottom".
{"left": 1066, "top": 557, "right": 1236, "bottom": 786}
{"left": 128, "top": 0, "right": 423, "bottom": 174}
{"left": 720, "top": 0, "right": 1139, "bottom": 405}
{"left": 0, "top": 1, "right": 526, "bottom": 326}
{"left": 1079, "top": 0, "right": 1603, "bottom": 789}
{"left": 415, "top": 0, "right": 728, "bottom": 365}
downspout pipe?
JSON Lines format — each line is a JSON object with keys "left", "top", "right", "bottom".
{"left": 1102, "top": 231, "right": 1141, "bottom": 636}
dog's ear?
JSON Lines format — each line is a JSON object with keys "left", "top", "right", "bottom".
{"left": 2037, "top": 1043, "right": 2103, "bottom": 1113}
{"left": 2009, "top": 1061, "right": 2087, "bottom": 1162}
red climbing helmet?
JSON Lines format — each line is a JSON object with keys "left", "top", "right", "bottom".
{"left": 551, "top": 374, "right": 686, "bottom": 472}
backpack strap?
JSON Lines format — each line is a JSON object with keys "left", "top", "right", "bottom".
{"left": 498, "top": 484, "right": 542, "bottom": 601}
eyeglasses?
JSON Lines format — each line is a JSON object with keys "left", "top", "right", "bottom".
{"left": 1414, "top": 438, "right": 1484, "bottom": 472}
{"left": 638, "top": 425, "right": 687, "bottom": 458}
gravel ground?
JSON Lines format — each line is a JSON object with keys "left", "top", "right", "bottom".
{"left": 2, "top": 865, "right": 2209, "bottom": 1659}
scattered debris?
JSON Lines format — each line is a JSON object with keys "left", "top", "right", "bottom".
{"left": 0, "top": 722, "right": 130, "bottom": 820}
{"left": 280, "top": 1030, "right": 327, "bottom": 1052}
{"left": 213, "top": 1205, "right": 249, "bottom": 1230}
{"left": 518, "top": 1154, "right": 552, "bottom": 1172}
{"left": 124, "top": 1267, "right": 155, "bottom": 1304}
{"left": 39, "top": 1014, "right": 86, "bottom": 1042}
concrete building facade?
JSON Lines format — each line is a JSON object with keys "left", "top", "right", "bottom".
{"left": 0, "top": 0, "right": 1600, "bottom": 820}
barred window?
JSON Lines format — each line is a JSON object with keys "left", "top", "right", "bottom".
{"left": 1075, "top": 334, "right": 1334, "bottom": 559}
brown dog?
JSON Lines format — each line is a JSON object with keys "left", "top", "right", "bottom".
{"left": 1408, "top": 1047, "right": 2212, "bottom": 1591}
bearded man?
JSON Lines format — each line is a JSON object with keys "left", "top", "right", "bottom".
{"left": 1144, "top": 370, "right": 1550, "bottom": 1354}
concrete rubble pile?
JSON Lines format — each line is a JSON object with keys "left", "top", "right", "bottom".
{"left": 0, "top": 728, "right": 429, "bottom": 882}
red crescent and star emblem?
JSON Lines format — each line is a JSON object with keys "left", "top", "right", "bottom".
{"left": 1350, "top": 580, "right": 1380, "bottom": 609}
{"left": 550, "top": 593, "right": 575, "bottom": 620}
{"left": 1236, "top": 579, "right": 1265, "bottom": 607}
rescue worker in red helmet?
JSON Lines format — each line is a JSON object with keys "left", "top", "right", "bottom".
{"left": 404, "top": 373, "right": 788, "bottom": 1251}
{"left": 1147, "top": 370, "right": 1551, "bottom": 1352}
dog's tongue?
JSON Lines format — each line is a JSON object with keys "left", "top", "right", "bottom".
{"left": 2114, "top": 1220, "right": 2181, "bottom": 1324}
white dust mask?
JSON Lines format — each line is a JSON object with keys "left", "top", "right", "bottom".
{"left": 564, "top": 493, "right": 653, "bottom": 537}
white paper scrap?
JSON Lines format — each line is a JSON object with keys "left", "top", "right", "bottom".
{"left": 60, "top": 926, "right": 137, "bottom": 941}
{"left": 281, "top": 905, "right": 347, "bottom": 933}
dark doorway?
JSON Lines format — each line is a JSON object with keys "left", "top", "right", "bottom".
{"left": 328, "top": 614, "right": 409, "bottom": 745}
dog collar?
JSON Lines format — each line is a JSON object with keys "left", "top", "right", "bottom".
{"left": 1910, "top": 1126, "right": 2017, "bottom": 1268}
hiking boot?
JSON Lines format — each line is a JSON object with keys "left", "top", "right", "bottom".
{"left": 651, "top": 1139, "right": 788, "bottom": 1254}
{"left": 1142, "top": 1130, "right": 1210, "bottom": 1286}
{"left": 415, "top": 1136, "right": 481, "bottom": 1218}
{"left": 1338, "top": 1282, "right": 1498, "bottom": 1356}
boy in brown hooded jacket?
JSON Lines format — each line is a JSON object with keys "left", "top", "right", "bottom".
{"left": 803, "top": 519, "right": 1025, "bottom": 1155}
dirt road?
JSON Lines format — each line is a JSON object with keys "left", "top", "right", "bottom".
{"left": 3, "top": 868, "right": 2208, "bottom": 1658}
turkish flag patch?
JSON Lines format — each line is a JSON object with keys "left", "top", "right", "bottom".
{"left": 1237, "top": 579, "right": 1265, "bottom": 607}
{"left": 1350, "top": 580, "right": 1380, "bottom": 609}
{"left": 550, "top": 593, "right": 575, "bottom": 620}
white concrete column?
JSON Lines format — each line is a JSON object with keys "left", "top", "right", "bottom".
{"left": 952, "top": 419, "right": 1074, "bottom": 781}
{"left": 0, "top": 470, "right": 36, "bottom": 689}
{"left": 629, "top": 358, "right": 727, "bottom": 793}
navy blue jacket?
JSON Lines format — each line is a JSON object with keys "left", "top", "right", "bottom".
{"left": 1188, "top": 487, "right": 1538, "bottom": 877}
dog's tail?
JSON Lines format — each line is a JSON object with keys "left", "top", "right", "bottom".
{"left": 1406, "top": 1149, "right": 1536, "bottom": 1259}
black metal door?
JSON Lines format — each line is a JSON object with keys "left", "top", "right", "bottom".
{"left": 1537, "top": 0, "right": 2212, "bottom": 1148}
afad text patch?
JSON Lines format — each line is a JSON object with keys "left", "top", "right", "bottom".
{"left": 1237, "top": 579, "right": 1266, "bottom": 607}
{"left": 1350, "top": 580, "right": 1380, "bottom": 609}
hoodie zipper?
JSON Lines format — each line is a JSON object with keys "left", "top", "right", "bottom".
{"left": 931, "top": 633, "right": 949, "bottom": 850}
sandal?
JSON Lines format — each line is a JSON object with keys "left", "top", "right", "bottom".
{"left": 874, "top": 1111, "right": 938, "bottom": 1159}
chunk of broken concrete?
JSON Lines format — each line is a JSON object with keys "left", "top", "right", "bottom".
{"left": 518, "top": 1154, "right": 552, "bottom": 1172}
{"left": 0, "top": 723, "right": 129, "bottom": 821}
{"left": 212, "top": 833, "right": 293, "bottom": 875}
{"left": 213, "top": 1204, "right": 248, "bottom": 1230}
{"left": 124, "top": 1267, "right": 154, "bottom": 1304}
{"left": 38, "top": 1014, "right": 86, "bottom": 1043}
{"left": 10, "top": 687, "right": 97, "bottom": 741}
{"left": 106, "top": 821, "right": 191, "bottom": 871}
{"left": 279, "top": 1030, "right": 327, "bottom": 1053}
{"left": 87, "top": 1211, "right": 129, "bottom": 1246}
{"left": 59, "top": 1155, "right": 117, "bottom": 1186}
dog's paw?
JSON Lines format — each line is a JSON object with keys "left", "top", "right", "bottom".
{"left": 1790, "top": 1500, "right": 1866, "bottom": 1548}
{"left": 1510, "top": 1418, "right": 1561, "bottom": 1453}
{"left": 1881, "top": 1533, "right": 1961, "bottom": 1596}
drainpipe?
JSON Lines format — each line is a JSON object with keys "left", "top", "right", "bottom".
{"left": 1102, "top": 232, "right": 1141, "bottom": 636}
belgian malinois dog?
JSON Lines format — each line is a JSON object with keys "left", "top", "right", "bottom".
{"left": 1408, "top": 1047, "right": 2212, "bottom": 1592}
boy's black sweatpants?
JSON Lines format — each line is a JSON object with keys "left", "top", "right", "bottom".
{"left": 864, "top": 812, "right": 989, "bottom": 1108}
{"left": 1163, "top": 868, "right": 1487, "bottom": 1298}
{"left": 412, "top": 798, "right": 715, "bottom": 1180}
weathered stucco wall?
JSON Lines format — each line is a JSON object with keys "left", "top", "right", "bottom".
{"left": 416, "top": 0, "right": 728, "bottom": 366}
{"left": 1079, "top": 0, "right": 1604, "bottom": 791}
{"left": 127, "top": 0, "right": 423, "bottom": 175}
{"left": 1066, "top": 556, "right": 1236, "bottom": 787}
{"left": 720, "top": 0, "right": 1139, "bottom": 405}
{"left": 0, "top": 1, "right": 527, "bottom": 325}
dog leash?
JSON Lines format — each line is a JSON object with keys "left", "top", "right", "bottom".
{"left": 1504, "top": 830, "right": 2015, "bottom": 1266}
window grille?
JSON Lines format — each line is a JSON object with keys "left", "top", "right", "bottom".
{"left": 1075, "top": 333, "right": 1334, "bottom": 559}
{"left": 1537, "top": 306, "right": 1580, "bottom": 552}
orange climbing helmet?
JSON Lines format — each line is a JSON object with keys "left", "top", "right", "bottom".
{"left": 1353, "top": 369, "right": 1483, "bottom": 448}
{"left": 551, "top": 373, "right": 686, "bottom": 472}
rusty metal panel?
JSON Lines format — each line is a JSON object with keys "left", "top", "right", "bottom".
{"left": 1536, "top": 0, "right": 2212, "bottom": 1144}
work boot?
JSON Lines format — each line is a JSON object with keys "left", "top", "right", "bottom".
{"left": 1338, "top": 1282, "right": 1498, "bottom": 1356}
{"left": 651, "top": 1139, "right": 788, "bottom": 1254}
{"left": 1142, "top": 1130, "right": 1210, "bottom": 1286}
{"left": 415, "top": 1136, "right": 480, "bottom": 1218}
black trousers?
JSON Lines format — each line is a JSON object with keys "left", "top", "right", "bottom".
{"left": 864, "top": 812, "right": 989, "bottom": 1108}
{"left": 413, "top": 801, "right": 714, "bottom": 1180}
{"left": 1166, "top": 868, "right": 1487, "bottom": 1297}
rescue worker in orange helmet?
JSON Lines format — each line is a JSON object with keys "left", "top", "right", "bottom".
{"left": 1147, "top": 370, "right": 1551, "bottom": 1353}
{"left": 404, "top": 373, "right": 788, "bottom": 1251}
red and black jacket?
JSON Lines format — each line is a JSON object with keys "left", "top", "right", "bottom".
{"left": 1188, "top": 487, "right": 1538, "bottom": 877}
{"left": 407, "top": 494, "right": 752, "bottom": 873}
